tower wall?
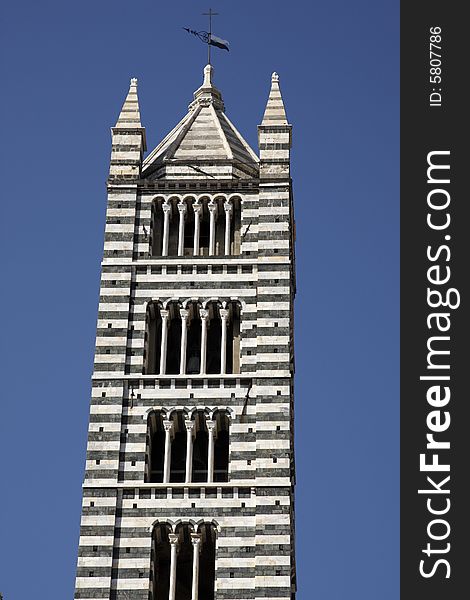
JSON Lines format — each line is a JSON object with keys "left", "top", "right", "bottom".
{"left": 75, "top": 72, "right": 296, "bottom": 600}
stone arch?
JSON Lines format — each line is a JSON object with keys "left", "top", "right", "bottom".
{"left": 166, "top": 406, "right": 190, "bottom": 420}
{"left": 162, "top": 297, "right": 181, "bottom": 309}
{"left": 231, "top": 296, "right": 247, "bottom": 313}
{"left": 187, "top": 405, "right": 212, "bottom": 419}
{"left": 181, "top": 297, "right": 199, "bottom": 309}
{"left": 149, "top": 518, "right": 176, "bottom": 533}
{"left": 144, "top": 406, "right": 170, "bottom": 420}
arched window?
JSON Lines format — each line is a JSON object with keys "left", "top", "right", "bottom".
{"left": 199, "top": 202, "right": 210, "bottom": 256}
{"left": 169, "top": 412, "right": 186, "bottom": 483}
{"left": 198, "top": 523, "right": 216, "bottom": 600}
{"left": 150, "top": 197, "right": 241, "bottom": 257}
{"left": 146, "top": 410, "right": 165, "bottom": 483}
{"left": 166, "top": 302, "right": 182, "bottom": 375}
{"left": 213, "top": 410, "right": 230, "bottom": 482}
{"left": 145, "top": 302, "right": 162, "bottom": 375}
{"left": 214, "top": 198, "right": 225, "bottom": 256}
{"left": 191, "top": 411, "right": 208, "bottom": 483}
{"left": 174, "top": 523, "right": 193, "bottom": 598}
{"left": 150, "top": 522, "right": 217, "bottom": 600}
{"left": 186, "top": 302, "right": 201, "bottom": 374}
{"left": 231, "top": 196, "right": 242, "bottom": 255}
{"left": 225, "top": 301, "right": 241, "bottom": 374}
{"left": 183, "top": 198, "right": 195, "bottom": 256}
{"left": 167, "top": 200, "right": 179, "bottom": 256}
{"left": 146, "top": 408, "right": 230, "bottom": 484}
{"left": 205, "top": 302, "right": 221, "bottom": 375}
{"left": 151, "top": 523, "right": 171, "bottom": 600}
{"left": 144, "top": 299, "right": 242, "bottom": 376}
{"left": 151, "top": 198, "right": 165, "bottom": 257}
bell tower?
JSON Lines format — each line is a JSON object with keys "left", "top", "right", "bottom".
{"left": 75, "top": 65, "right": 296, "bottom": 600}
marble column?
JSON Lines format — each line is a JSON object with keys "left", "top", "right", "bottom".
{"left": 159, "top": 309, "right": 170, "bottom": 375}
{"left": 179, "top": 309, "right": 189, "bottom": 375}
{"left": 190, "top": 533, "right": 202, "bottom": 600}
{"left": 208, "top": 200, "right": 217, "bottom": 256}
{"left": 177, "top": 202, "right": 187, "bottom": 256}
{"left": 199, "top": 308, "right": 209, "bottom": 375}
{"left": 219, "top": 308, "right": 229, "bottom": 374}
{"left": 168, "top": 533, "right": 179, "bottom": 600}
{"left": 162, "top": 202, "right": 171, "bottom": 256}
{"left": 207, "top": 420, "right": 217, "bottom": 483}
{"left": 185, "top": 420, "right": 195, "bottom": 483}
{"left": 193, "top": 202, "right": 202, "bottom": 256}
{"left": 163, "top": 419, "right": 174, "bottom": 484}
{"left": 224, "top": 200, "right": 233, "bottom": 255}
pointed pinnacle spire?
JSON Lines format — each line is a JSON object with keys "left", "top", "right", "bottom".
{"left": 109, "top": 77, "right": 146, "bottom": 179}
{"left": 261, "top": 72, "right": 289, "bottom": 126}
{"left": 115, "top": 77, "right": 142, "bottom": 128}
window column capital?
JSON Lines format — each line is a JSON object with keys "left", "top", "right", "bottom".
{"left": 206, "top": 420, "right": 217, "bottom": 435}
{"left": 208, "top": 199, "right": 218, "bottom": 215}
{"left": 185, "top": 419, "right": 196, "bottom": 435}
{"left": 191, "top": 533, "right": 202, "bottom": 551}
{"left": 163, "top": 419, "right": 174, "bottom": 436}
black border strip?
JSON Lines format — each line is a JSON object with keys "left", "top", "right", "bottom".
{"left": 401, "top": 3, "right": 469, "bottom": 598}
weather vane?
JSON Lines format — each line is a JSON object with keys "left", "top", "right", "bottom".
{"left": 183, "top": 8, "right": 230, "bottom": 65}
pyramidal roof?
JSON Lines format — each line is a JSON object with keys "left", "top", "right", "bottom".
{"left": 142, "top": 65, "right": 259, "bottom": 179}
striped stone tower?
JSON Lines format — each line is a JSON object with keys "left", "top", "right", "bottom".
{"left": 75, "top": 64, "right": 296, "bottom": 600}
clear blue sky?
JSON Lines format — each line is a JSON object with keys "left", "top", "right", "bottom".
{"left": 0, "top": 1, "right": 399, "bottom": 598}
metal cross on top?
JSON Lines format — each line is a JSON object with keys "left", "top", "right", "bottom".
{"left": 203, "top": 8, "right": 219, "bottom": 65}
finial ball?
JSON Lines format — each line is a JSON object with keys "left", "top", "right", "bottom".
{"left": 130, "top": 77, "right": 138, "bottom": 86}
{"left": 272, "top": 72, "right": 279, "bottom": 82}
